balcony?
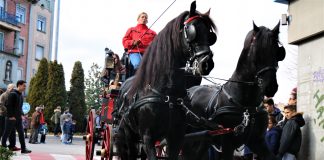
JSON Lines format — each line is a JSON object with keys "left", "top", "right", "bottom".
{"left": 0, "top": 10, "right": 20, "bottom": 31}
{"left": 0, "top": 45, "right": 20, "bottom": 57}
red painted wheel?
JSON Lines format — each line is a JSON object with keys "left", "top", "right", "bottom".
{"left": 97, "top": 124, "right": 112, "bottom": 160}
{"left": 84, "top": 109, "right": 96, "bottom": 160}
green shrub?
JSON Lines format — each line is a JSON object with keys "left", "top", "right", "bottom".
{"left": 0, "top": 146, "right": 15, "bottom": 160}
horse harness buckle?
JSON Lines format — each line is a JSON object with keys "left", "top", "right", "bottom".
{"left": 234, "top": 109, "right": 250, "bottom": 135}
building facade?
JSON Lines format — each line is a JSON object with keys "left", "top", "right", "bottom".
{"left": 0, "top": 0, "right": 55, "bottom": 91}
{"left": 275, "top": 0, "right": 324, "bottom": 159}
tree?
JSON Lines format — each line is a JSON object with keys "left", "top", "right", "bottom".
{"left": 45, "top": 61, "right": 67, "bottom": 124}
{"left": 26, "top": 58, "right": 48, "bottom": 112}
{"left": 85, "top": 63, "right": 104, "bottom": 111}
{"left": 68, "top": 61, "right": 86, "bottom": 131}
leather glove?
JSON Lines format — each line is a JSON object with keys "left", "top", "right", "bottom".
{"left": 132, "top": 40, "right": 141, "bottom": 46}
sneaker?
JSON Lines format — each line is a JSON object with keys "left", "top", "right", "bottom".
{"left": 9, "top": 146, "right": 21, "bottom": 151}
{"left": 21, "top": 148, "right": 32, "bottom": 154}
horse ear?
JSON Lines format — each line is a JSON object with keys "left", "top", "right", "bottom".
{"left": 272, "top": 21, "right": 280, "bottom": 35}
{"left": 189, "top": 1, "right": 196, "bottom": 17}
{"left": 253, "top": 21, "right": 259, "bottom": 32}
{"left": 204, "top": 8, "right": 211, "bottom": 16}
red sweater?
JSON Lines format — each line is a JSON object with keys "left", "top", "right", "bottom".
{"left": 122, "top": 24, "right": 156, "bottom": 54}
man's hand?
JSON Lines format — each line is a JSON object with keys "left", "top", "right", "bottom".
{"left": 132, "top": 40, "right": 141, "bottom": 46}
{"left": 9, "top": 117, "right": 16, "bottom": 120}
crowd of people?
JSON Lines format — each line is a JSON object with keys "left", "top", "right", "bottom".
{"left": 0, "top": 81, "right": 78, "bottom": 155}
{"left": 242, "top": 87, "right": 304, "bottom": 160}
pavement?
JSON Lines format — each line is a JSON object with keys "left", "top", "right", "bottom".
{"left": 12, "top": 153, "right": 94, "bottom": 160}
{"left": 9, "top": 134, "right": 100, "bottom": 160}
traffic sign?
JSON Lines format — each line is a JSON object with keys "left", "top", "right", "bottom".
{"left": 22, "top": 102, "right": 30, "bottom": 114}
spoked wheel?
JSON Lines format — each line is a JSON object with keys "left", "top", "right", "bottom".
{"left": 83, "top": 109, "right": 96, "bottom": 160}
{"left": 96, "top": 124, "right": 112, "bottom": 160}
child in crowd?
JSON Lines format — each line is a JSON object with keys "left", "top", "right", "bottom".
{"left": 39, "top": 123, "right": 48, "bottom": 143}
{"left": 63, "top": 119, "right": 75, "bottom": 144}
{"left": 22, "top": 114, "right": 30, "bottom": 138}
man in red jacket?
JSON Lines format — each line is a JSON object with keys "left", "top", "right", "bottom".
{"left": 122, "top": 12, "right": 156, "bottom": 75}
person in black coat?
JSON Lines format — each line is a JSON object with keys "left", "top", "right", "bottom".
{"left": 277, "top": 105, "right": 305, "bottom": 160}
{"left": 1, "top": 80, "right": 32, "bottom": 154}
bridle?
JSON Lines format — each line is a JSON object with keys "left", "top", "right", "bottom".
{"left": 182, "top": 15, "right": 216, "bottom": 75}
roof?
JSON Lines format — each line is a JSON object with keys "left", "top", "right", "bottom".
{"left": 274, "top": 0, "right": 289, "bottom": 5}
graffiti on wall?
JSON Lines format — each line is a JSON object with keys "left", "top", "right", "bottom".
{"left": 313, "top": 68, "right": 324, "bottom": 82}
{"left": 313, "top": 89, "right": 324, "bottom": 142}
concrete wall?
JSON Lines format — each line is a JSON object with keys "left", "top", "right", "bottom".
{"left": 297, "top": 36, "right": 324, "bottom": 160}
{"left": 285, "top": 0, "right": 324, "bottom": 159}
{"left": 288, "top": 0, "right": 324, "bottom": 44}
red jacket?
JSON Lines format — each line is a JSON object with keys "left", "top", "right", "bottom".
{"left": 122, "top": 24, "right": 156, "bottom": 54}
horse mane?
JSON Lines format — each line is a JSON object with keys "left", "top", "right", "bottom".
{"left": 128, "top": 11, "right": 216, "bottom": 98}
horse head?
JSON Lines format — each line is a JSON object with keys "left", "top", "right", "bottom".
{"left": 182, "top": 1, "right": 217, "bottom": 76}
{"left": 238, "top": 22, "right": 285, "bottom": 98}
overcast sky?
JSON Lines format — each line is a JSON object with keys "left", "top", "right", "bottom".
{"left": 56, "top": 0, "right": 297, "bottom": 103}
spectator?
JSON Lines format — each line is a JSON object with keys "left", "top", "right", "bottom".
{"left": 39, "top": 123, "right": 48, "bottom": 144}
{"left": 122, "top": 12, "right": 157, "bottom": 76}
{"left": 264, "top": 98, "right": 284, "bottom": 123}
{"left": 265, "top": 115, "right": 281, "bottom": 155}
{"left": 60, "top": 108, "right": 72, "bottom": 144}
{"left": 52, "top": 106, "right": 62, "bottom": 136}
{"left": 29, "top": 106, "right": 41, "bottom": 144}
{"left": 0, "top": 84, "right": 15, "bottom": 108}
{"left": 1, "top": 80, "right": 32, "bottom": 153}
{"left": 39, "top": 106, "right": 46, "bottom": 144}
{"left": 66, "top": 120, "right": 76, "bottom": 144}
{"left": 62, "top": 115, "right": 72, "bottom": 144}
{"left": 22, "top": 114, "right": 30, "bottom": 138}
{"left": 288, "top": 87, "right": 297, "bottom": 106}
{"left": 0, "top": 84, "right": 17, "bottom": 150}
{"left": 0, "top": 106, "right": 5, "bottom": 141}
{"left": 277, "top": 105, "right": 305, "bottom": 160}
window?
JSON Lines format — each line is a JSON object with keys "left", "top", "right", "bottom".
{"left": 0, "top": 32, "right": 3, "bottom": 51}
{"left": 17, "top": 68, "right": 23, "bottom": 81}
{"left": 35, "top": 45, "right": 44, "bottom": 60}
{"left": 17, "top": 39, "right": 24, "bottom": 55}
{"left": 37, "top": 15, "right": 46, "bottom": 32}
{"left": 0, "top": 0, "right": 4, "bottom": 18}
{"left": 16, "top": 5, "right": 26, "bottom": 23}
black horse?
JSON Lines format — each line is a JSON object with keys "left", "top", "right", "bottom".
{"left": 182, "top": 22, "right": 286, "bottom": 160}
{"left": 114, "top": 1, "right": 217, "bottom": 160}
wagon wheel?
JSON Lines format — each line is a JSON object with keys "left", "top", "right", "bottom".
{"left": 83, "top": 109, "right": 96, "bottom": 160}
{"left": 96, "top": 124, "right": 112, "bottom": 160}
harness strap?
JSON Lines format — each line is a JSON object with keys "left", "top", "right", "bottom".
{"left": 206, "top": 87, "right": 221, "bottom": 113}
{"left": 131, "top": 95, "right": 166, "bottom": 111}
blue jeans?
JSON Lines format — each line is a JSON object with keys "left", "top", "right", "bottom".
{"left": 129, "top": 53, "right": 142, "bottom": 69}
{"left": 282, "top": 153, "right": 296, "bottom": 160}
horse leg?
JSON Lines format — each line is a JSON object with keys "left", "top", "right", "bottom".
{"left": 142, "top": 133, "right": 157, "bottom": 160}
{"left": 124, "top": 125, "right": 138, "bottom": 160}
{"left": 220, "top": 136, "right": 236, "bottom": 160}
{"left": 166, "top": 129, "right": 185, "bottom": 160}
{"left": 115, "top": 127, "right": 128, "bottom": 160}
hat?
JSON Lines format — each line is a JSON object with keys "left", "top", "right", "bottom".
{"left": 291, "top": 87, "right": 297, "bottom": 94}
{"left": 35, "top": 107, "right": 42, "bottom": 112}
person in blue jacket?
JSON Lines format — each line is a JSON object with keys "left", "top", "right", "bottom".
{"left": 265, "top": 115, "right": 281, "bottom": 155}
